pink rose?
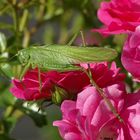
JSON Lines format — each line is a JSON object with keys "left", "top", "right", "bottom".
{"left": 10, "top": 69, "right": 61, "bottom": 101}
{"left": 57, "top": 71, "right": 89, "bottom": 95}
{"left": 80, "top": 62, "right": 125, "bottom": 88}
{"left": 10, "top": 69, "right": 89, "bottom": 101}
{"left": 10, "top": 62, "right": 125, "bottom": 101}
{"left": 99, "top": 92, "right": 140, "bottom": 140}
{"left": 94, "top": 0, "right": 140, "bottom": 35}
{"left": 53, "top": 85, "right": 140, "bottom": 140}
{"left": 121, "top": 26, "right": 140, "bottom": 80}
{"left": 58, "top": 62, "right": 125, "bottom": 94}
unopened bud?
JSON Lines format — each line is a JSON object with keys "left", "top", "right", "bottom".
{"left": 52, "top": 85, "right": 70, "bottom": 105}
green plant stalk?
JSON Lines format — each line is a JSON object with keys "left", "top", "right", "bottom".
{"left": 37, "top": 0, "right": 46, "bottom": 22}
{"left": 6, "top": 0, "right": 19, "bottom": 32}
{"left": 20, "top": 9, "right": 29, "bottom": 48}
{"left": 4, "top": 100, "right": 24, "bottom": 119}
{"left": 9, "top": 1, "right": 21, "bottom": 52}
{"left": 19, "top": 9, "right": 29, "bottom": 32}
{"left": 22, "top": 0, "right": 46, "bottom": 48}
{"left": 22, "top": 29, "right": 30, "bottom": 48}
{"left": 13, "top": 7, "right": 19, "bottom": 36}
{"left": 0, "top": 4, "right": 10, "bottom": 15}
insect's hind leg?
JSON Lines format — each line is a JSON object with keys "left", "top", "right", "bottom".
{"left": 38, "top": 67, "right": 42, "bottom": 93}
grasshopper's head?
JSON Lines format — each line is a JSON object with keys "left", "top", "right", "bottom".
{"left": 17, "top": 49, "right": 30, "bottom": 65}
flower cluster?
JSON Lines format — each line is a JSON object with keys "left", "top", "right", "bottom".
{"left": 54, "top": 87, "right": 140, "bottom": 140}
{"left": 94, "top": 0, "right": 140, "bottom": 35}
{"left": 121, "top": 26, "right": 140, "bottom": 81}
{"left": 10, "top": 0, "right": 140, "bottom": 139}
{"left": 94, "top": 0, "right": 140, "bottom": 81}
{"left": 10, "top": 62, "right": 124, "bottom": 101}
{"left": 53, "top": 63, "right": 140, "bottom": 140}
{"left": 53, "top": 0, "right": 140, "bottom": 139}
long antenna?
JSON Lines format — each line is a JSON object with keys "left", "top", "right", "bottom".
{"left": 80, "top": 30, "right": 86, "bottom": 47}
{"left": 67, "top": 32, "right": 79, "bottom": 46}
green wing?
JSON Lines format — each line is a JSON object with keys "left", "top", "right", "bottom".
{"left": 45, "top": 45, "right": 117, "bottom": 62}
{"left": 18, "top": 45, "right": 117, "bottom": 71}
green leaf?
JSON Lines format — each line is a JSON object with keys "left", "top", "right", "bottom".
{"left": 0, "top": 83, "right": 15, "bottom": 108}
{"left": 26, "top": 110, "right": 47, "bottom": 127}
{"left": 0, "top": 32, "right": 7, "bottom": 53}
{"left": 20, "top": 106, "right": 47, "bottom": 127}
{"left": 18, "top": 45, "right": 118, "bottom": 71}
{"left": 0, "top": 23, "right": 13, "bottom": 31}
{"left": 0, "top": 63, "right": 13, "bottom": 79}
{"left": 3, "top": 116, "right": 17, "bottom": 134}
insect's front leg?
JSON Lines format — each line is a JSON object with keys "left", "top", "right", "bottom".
{"left": 19, "top": 62, "right": 30, "bottom": 80}
{"left": 19, "top": 62, "right": 31, "bottom": 90}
